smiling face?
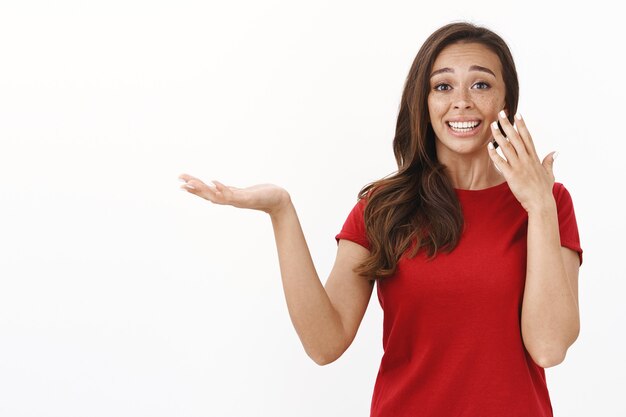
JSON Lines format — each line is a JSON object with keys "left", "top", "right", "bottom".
{"left": 427, "top": 42, "right": 507, "bottom": 159}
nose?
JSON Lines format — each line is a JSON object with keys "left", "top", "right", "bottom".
{"left": 453, "top": 89, "right": 473, "bottom": 109}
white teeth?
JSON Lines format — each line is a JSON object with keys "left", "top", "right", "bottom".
{"left": 448, "top": 121, "right": 480, "bottom": 129}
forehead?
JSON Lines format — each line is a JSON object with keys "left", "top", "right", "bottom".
{"left": 432, "top": 42, "right": 502, "bottom": 73}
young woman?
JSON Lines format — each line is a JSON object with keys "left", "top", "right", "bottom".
{"left": 178, "top": 22, "right": 583, "bottom": 417}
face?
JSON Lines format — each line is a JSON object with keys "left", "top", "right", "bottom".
{"left": 427, "top": 42, "right": 506, "bottom": 158}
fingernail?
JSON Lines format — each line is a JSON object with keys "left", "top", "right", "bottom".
{"left": 183, "top": 184, "right": 196, "bottom": 190}
{"left": 491, "top": 121, "right": 498, "bottom": 129}
{"left": 499, "top": 110, "right": 506, "bottom": 118}
{"left": 553, "top": 151, "right": 559, "bottom": 160}
{"left": 488, "top": 141, "right": 494, "bottom": 150}
{"left": 178, "top": 178, "right": 186, "bottom": 183}
{"left": 515, "top": 113, "right": 522, "bottom": 120}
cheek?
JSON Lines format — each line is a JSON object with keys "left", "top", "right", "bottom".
{"left": 427, "top": 96, "right": 446, "bottom": 122}
{"left": 476, "top": 95, "right": 505, "bottom": 115}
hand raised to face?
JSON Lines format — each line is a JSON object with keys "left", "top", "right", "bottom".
{"left": 487, "top": 111, "right": 558, "bottom": 213}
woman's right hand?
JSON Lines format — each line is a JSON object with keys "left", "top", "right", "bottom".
{"left": 178, "top": 173, "right": 291, "bottom": 216}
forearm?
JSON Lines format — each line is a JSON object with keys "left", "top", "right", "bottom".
{"left": 269, "top": 197, "right": 345, "bottom": 365}
{"left": 521, "top": 200, "right": 580, "bottom": 367}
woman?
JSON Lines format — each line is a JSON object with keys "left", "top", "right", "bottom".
{"left": 178, "top": 22, "right": 583, "bottom": 417}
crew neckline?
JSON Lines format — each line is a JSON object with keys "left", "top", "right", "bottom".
{"left": 454, "top": 180, "right": 509, "bottom": 194}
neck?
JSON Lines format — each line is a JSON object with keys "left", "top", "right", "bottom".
{"left": 438, "top": 152, "right": 504, "bottom": 190}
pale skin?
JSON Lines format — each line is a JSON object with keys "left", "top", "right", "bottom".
{"left": 429, "top": 42, "right": 580, "bottom": 367}
{"left": 178, "top": 41, "right": 580, "bottom": 368}
{"left": 490, "top": 110, "right": 580, "bottom": 367}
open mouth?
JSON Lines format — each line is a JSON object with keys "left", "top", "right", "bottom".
{"left": 447, "top": 120, "right": 482, "bottom": 133}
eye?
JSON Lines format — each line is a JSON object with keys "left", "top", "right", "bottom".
{"left": 433, "top": 83, "right": 451, "bottom": 91}
{"left": 473, "top": 81, "right": 490, "bottom": 89}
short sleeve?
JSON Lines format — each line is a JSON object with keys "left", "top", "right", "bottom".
{"left": 335, "top": 198, "right": 371, "bottom": 250}
{"left": 553, "top": 182, "right": 583, "bottom": 266}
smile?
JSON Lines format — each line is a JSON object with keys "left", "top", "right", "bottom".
{"left": 447, "top": 120, "right": 481, "bottom": 132}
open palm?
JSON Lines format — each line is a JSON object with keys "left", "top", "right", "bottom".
{"left": 178, "top": 173, "right": 290, "bottom": 215}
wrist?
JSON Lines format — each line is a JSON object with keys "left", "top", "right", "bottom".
{"left": 268, "top": 192, "right": 293, "bottom": 219}
{"left": 526, "top": 197, "right": 557, "bottom": 218}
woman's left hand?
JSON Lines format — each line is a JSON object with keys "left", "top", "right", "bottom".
{"left": 487, "top": 111, "right": 557, "bottom": 213}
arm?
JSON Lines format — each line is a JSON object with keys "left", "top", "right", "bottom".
{"left": 486, "top": 112, "right": 581, "bottom": 368}
{"left": 521, "top": 200, "right": 580, "bottom": 368}
{"left": 270, "top": 196, "right": 375, "bottom": 365}
{"left": 178, "top": 175, "right": 374, "bottom": 365}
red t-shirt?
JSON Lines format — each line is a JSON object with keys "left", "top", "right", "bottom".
{"left": 335, "top": 181, "right": 583, "bottom": 417}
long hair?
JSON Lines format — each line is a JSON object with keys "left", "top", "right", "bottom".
{"left": 354, "top": 22, "right": 519, "bottom": 281}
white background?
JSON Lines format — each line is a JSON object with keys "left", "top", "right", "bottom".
{"left": 0, "top": 1, "right": 623, "bottom": 416}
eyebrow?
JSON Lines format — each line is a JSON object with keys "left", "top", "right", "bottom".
{"left": 430, "top": 65, "right": 496, "bottom": 78}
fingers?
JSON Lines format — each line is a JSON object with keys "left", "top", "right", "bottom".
{"left": 512, "top": 113, "right": 539, "bottom": 160}
{"left": 178, "top": 173, "right": 221, "bottom": 201}
{"left": 211, "top": 179, "right": 227, "bottom": 193}
{"left": 490, "top": 119, "right": 517, "bottom": 166}
{"left": 178, "top": 173, "right": 202, "bottom": 190}
{"left": 487, "top": 139, "right": 511, "bottom": 176}
{"left": 497, "top": 110, "right": 528, "bottom": 162}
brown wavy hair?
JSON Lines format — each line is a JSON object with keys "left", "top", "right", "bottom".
{"left": 354, "top": 22, "right": 519, "bottom": 281}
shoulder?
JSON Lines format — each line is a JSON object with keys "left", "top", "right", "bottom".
{"left": 551, "top": 181, "right": 578, "bottom": 201}
{"left": 551, "top": 182, "right": 579, "bottom": 222}
{"left": 552, "top": 181, "right": 574, "bottom": 202}
{"left": 552, "top": 181, "right": 565, "bottom": 194}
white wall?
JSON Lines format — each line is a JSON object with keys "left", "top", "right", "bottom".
{"left": 0, "top": 1, "right": 622, "bottom": 416}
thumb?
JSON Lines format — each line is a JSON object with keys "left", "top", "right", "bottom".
{"left": 543, "top": 151, "right": 558, "bottom": 172}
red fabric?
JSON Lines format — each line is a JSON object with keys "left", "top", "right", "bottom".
{"left": 335, "top": 181, "right": 583, "bottom": 417}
